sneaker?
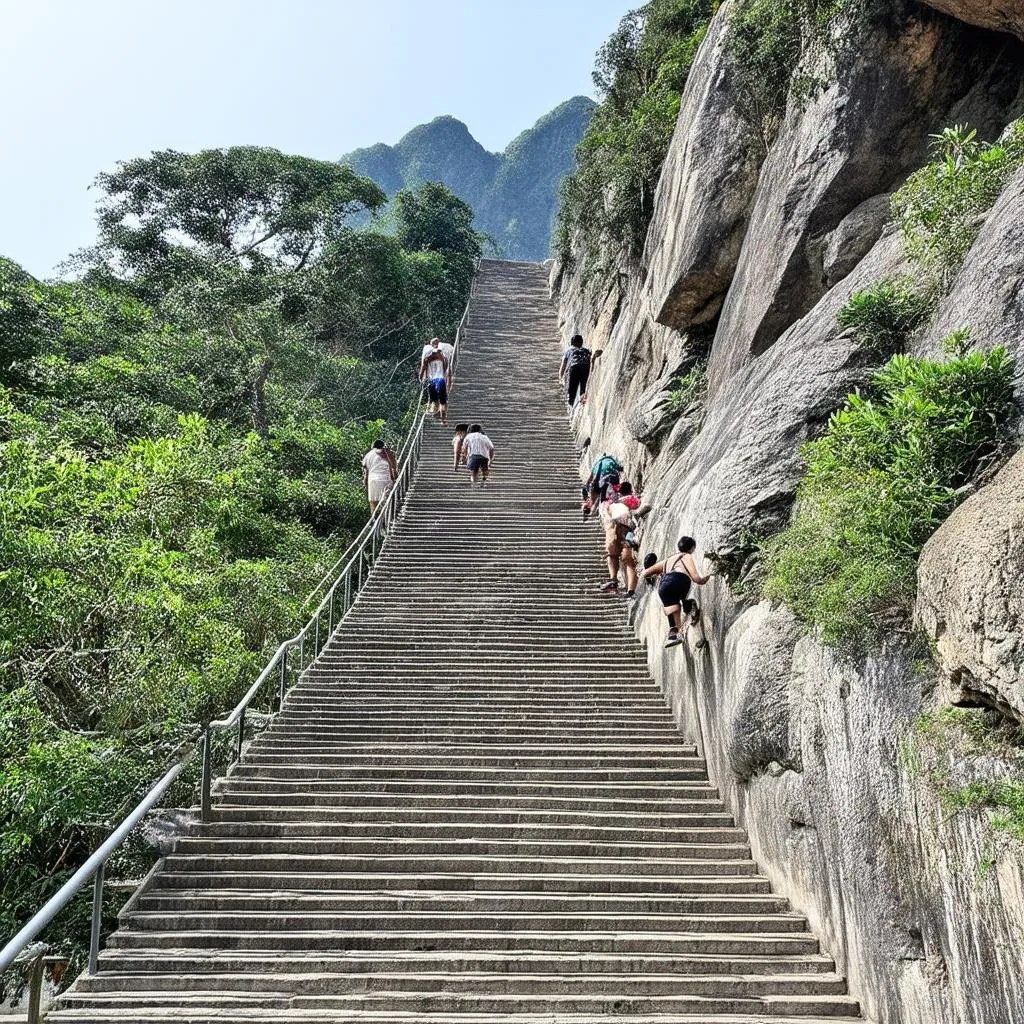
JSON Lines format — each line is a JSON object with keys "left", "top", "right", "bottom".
{"left": 599, "top": 580, "right": 619, "bottom": 594}
{"left": 623, "top": 590, "right": 635, "bottom": 599}
{"left": 664, "top": 631, "right": 682, "bottom": 648}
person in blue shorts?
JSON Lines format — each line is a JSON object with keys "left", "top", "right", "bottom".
{"left": 419, "top": 337, "right": 451, "bottom": 425}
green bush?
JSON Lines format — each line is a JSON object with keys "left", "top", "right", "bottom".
{"left": 836, "top": 278, "right": 931, "bottom": 352}
{"left": 726, "top": 0, "right": 883, "bottom": 149}
{"left": 891, "top": 121, "right": 1024, "bottom": 288}
{"left": 912, "top": 709, "right": 1024, "bottom": 845}
{"left": 554, "top": 1, "right": 717, "bottom": 270}
{"left": 664, "top": 359, "right": 708, "bottom": 414}
{"left": 0, "top": 161, "right": 479, "bottom": 968}
{"left": 762, "top": 346, "right": 1017, "bottom": 650}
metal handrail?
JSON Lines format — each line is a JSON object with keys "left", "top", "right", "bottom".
{"left": 0, "top": 258, "right": 481, "bottom": 1000}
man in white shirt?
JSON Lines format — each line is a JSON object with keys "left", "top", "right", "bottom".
{"left": 462, "top": 424, "right": 495, "bottom": 486}
{"left": 419, "top": 337, "right": 451, "bottom": 424}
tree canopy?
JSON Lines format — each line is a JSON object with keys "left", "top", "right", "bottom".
{"left": 0, "top": 147, "right": 477, "bottom": 967}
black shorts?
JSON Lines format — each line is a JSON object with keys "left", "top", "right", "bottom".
{"left": 567, "top": 364, "right": 590, "bottom": 404}
{"left": 467, "top": 455, "right": 489, "bottom": 473}
{"left": 427, "top": 378, "right": 448, "bottom": 404}
{"left": 658, "top": 571, "right": 691, "bottom": 607}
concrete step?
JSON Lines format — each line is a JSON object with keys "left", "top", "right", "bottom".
{"left": 91, "top": 950, "right": 840, "bottom": 977}
{"left": 69, "top": 971, "right": 851, "bottom": 997}
{"left": 171, "top": 836, "right": 752, "bottom": 859}
{"left": 211, "top": 791, "right": 724, "bottom": 812}
{"left": 104, "top": 929, "right": 824, "bottom": 955}
{"left": 160, "top": 854, "right": 760, "bottom": 877}
{"left": 150, "top": 872, "right": 777, "bottom": 895}
{"left": 194, "top": 821, "right": 745, "bottom": 842}
{"left": 135, "top": 891, "right": 788, "bottom": 916}
{"left": 54, "top": 989, "right": 860, "bottom": 1016}
{"left": 207, "top": 806, "right": 734, "bottom": 827}
{"left": 49, "top": 1012, "right": 863, "bottom": 1024}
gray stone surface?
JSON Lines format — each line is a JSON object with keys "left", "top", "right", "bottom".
{"left": 705, "top": 9, "right": 1024, "bottom": 396}
{"left": 923, "top": 0, "right": 1024, "bottom": 39}
{"left": 915, "top": 166, "right": 1024, "bottom": 386}
{"left": 917, "top": 448, "right": 1024, "bottom": 722}
{"left": 822, "top": 193, "right": 891, "bottom": 287}
{"left": 643, "top": 1, "right": 764, "bottom": 332}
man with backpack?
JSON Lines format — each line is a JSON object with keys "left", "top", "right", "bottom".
{"left": 559, "top": 334, "right": 596, "bottom": 409}
{"left": 581, "top": 452, "right": 622, "bottom": 519}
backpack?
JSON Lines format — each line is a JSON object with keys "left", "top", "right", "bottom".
{"left": 593, "top": 455, "right": 621, "bottom": 481}
{"left": 566, "top": 346, "right": 591, "bottom": 370}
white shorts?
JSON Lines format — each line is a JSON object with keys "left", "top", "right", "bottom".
{"left": 367, "top": 476, "right": 392, "bottom": 503}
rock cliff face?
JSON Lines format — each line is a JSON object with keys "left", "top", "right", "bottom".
{"left": 922, "top": 0, "right": 1024, "bottom": 39}
{"left": 552, "top": 3, "right": 1024, "bottom": 1022}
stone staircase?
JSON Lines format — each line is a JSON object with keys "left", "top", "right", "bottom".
{"left": 48, "top": 259, "right": 861, "bottom": 1022}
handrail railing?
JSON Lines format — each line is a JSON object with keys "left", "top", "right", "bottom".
{"left": 0, "top": 258, "right": 482, "bottom": 1010}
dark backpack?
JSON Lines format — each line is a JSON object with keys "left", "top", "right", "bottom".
{"left": 566, "top": 346, "right": 591, "bottom": 370}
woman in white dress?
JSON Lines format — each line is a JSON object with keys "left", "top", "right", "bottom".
{"left": 361, "top": 440, "right": 396, "bottom": 516}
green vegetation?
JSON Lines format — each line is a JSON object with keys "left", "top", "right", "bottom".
{"left": 726, "top": 0, "right": 882, "bottom": 150}
{"left": 554, "top": 0, "right": 717, "bottom": 271}
{"left": 762, "top": 346, "right": 1017, "bottom": 651}
{"left": 836, "top": 278, "right": 931, "bottom": 354}
{"left": 911, "top": 709, "right": 1024, "bottom": 845}
{"left": 892, "top": 121, "right": 1024, "bottom": 289}
{"left": 664, "top": 359, "right": 708, "bottom": 415}
{"left": 0, "top": 146, "right": 480, "bottom": 961}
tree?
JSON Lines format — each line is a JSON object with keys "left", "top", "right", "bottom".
{"left": 394, "top": 181, "right": 482, "bottom": 258}
{"left": 0, "top": 258, "right": 46, "bottom": 382}
{"left": 94, "top": 147, "right": 386, "bottom": 278}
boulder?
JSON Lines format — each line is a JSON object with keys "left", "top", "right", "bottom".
{"left": 644, "top": 0, "right": 764, "bottom": 332}
{"left": 821, "top": 193, "right": 891, "bottom": 287}
{"left": 922, "top": 0, "right": 1024, "bottom": 39}
{"left": 654, "top": 228, "right": 907, "bottom": 552}
{"left": 917, "top": 448, "right": 1024, "bottom": 722}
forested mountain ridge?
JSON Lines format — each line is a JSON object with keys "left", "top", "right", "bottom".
{"left": 344, "top": 96, "right": 596, "bottom": 259}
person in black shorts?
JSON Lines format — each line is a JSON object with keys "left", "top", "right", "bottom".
{"left": 559, "top": 334, "right": 596, "bottom": 409}
{"left": 462, "top": 423, "right": 495, "bottom": 486}
{"left": 642, "top": 537, "right": 711, "bottom": 647}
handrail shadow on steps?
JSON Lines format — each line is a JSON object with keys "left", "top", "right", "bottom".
{"left": 0, "top": 258, "right": 482, "bottom": 1018}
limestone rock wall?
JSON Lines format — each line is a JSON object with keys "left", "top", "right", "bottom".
{"left": 551, "top": 2, "right": 1024, "bottom": 1021}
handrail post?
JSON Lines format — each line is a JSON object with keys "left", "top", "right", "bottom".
{"left": 314, "top": 612, "right": 320, "bottom": 657}
{"left": 236, "top": 708, "right": 245, "bottom": 762}
{"left": 327, "top": 587, "right": 334, "bottom": 637}
{"left": 26, "top": 952, "right": 44, "bottom": 1024}
{"left": 279, "top": 647, "right": 288, "bottom": 709}
{"left": 88, "top": 863, "right": 104, "bottom": 974}
{"left": 200, "top": 728, "right": 212, "bottom": 823}
{"left": 298, "top": 633, "right": 305, "bottom": 672}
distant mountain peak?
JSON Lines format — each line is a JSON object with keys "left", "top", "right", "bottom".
{"left": 343, "top": 97, "right": 596, "bottom": 260}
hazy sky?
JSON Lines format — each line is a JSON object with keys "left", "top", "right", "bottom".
{"left": 0, "top": 0, "right": 629, "bottom": 277}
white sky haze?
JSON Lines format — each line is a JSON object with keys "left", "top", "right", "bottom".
{"left": 0, "top": 0, "right": 629, "bottom": 276}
